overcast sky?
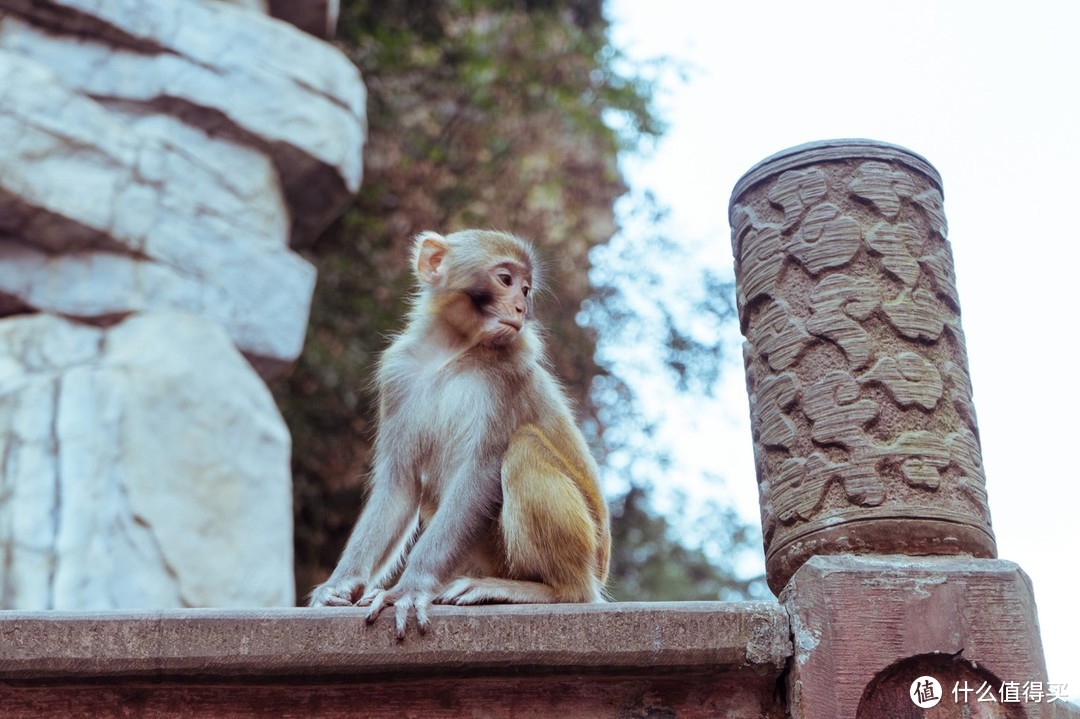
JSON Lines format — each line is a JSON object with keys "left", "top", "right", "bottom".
{"left": 607, "top": 0, "right": 1079, "bottom": 692}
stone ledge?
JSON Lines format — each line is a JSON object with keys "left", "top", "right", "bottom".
{"left": 0, "top": 601, "right": 791, "bottom": 682}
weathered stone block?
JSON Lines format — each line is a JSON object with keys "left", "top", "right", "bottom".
{"left": 783, "top": 555, "right": 1061, "bottom": 719}
{"left": 0, "top": 313, "right": 295, "bottom": 609}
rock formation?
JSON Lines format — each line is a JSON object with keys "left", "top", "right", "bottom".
{"left": 0, "top": 0, "right": 365, "bottom": 608}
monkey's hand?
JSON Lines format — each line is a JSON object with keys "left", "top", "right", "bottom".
{"left": 363, "top": 576, "right": 438, "bottom": 639}
{"left": 307, "top": 576, "right": 367, "bottom": 607}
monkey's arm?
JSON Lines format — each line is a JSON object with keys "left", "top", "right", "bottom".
{"left": 308, "top": 459, "right": 420, "bottom": 607}
{"left": 363, "top": 462, "right": 500, "bottom": 637}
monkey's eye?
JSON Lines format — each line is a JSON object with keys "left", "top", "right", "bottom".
{"left": 522, "top": 285, "right": 531, "bottom": 298}
{"left": 497, "top": 272, "right": 513, "bottom": 287}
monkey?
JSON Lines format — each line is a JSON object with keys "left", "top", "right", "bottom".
{"left": 308, "top": 229, "right": 611, "bottom": 639}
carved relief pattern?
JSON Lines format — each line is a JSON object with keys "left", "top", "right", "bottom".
{"left": 730, "top": 145, "right": 995, "bottom": 588}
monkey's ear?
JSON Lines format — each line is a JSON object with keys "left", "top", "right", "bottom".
{"left": 415, "top": 232, "right": 448, "bottom": 286}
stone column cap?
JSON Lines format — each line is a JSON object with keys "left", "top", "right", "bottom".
{"left": 730, "top": 138, "right": 943, "bottom": 207}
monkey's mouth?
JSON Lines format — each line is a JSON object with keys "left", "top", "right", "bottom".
{"left": 483, "top": 319, "right": 522, "bottom": 348}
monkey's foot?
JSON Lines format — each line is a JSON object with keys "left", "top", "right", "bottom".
{"left": 435, "top": 576, "right": 558, "bottom": 605}
{"left": 434, "top": 577, "right": 497, "bottom": 605}
{"left": 365, "top": 583, "right": 436, "bottom": 639}
{"left": 307, "top": 578, "right": 365, "bottom": 607}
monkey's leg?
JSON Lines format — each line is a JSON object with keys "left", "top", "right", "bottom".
{"left": 366, "top": 459, "right": 503, "bottom": 637}
{"left": 308, "top": 462, "right": 419, "bottom": 608}
{"left": 439, "top": 425, "right": 603, "bottom": 605}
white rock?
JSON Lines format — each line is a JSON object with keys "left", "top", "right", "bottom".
{"left": 0, "top": 0, "right": 366, "bottom": 610}
{"left": 0, "top": 50, "right": 316, "bottom": 373}
{"left": 0, "top": 313, "right": 295, "bottom": 609}
{"left": 0, "top": 0, "right": 365, "bottom": 240}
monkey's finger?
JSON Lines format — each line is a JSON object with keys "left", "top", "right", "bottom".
{"left": 365, "top": 593, "right": 388, "bottom": 624}
{"left": 415, "top": 594, "right": 431, "bottom": 635}
{"left": 394, "top": 598, "right": 412, "bottom": 640}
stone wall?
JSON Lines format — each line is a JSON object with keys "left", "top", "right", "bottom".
{"left": 0, "top": 0, "right": 366, "bottom": 608}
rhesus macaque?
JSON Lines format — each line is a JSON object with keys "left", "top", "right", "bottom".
{"left": 309, "top": 229, "right": 611, "bottom": 638}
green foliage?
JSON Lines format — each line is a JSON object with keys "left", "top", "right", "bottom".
{"left": 609, "top": 487, "right": 766, "bottom": 601}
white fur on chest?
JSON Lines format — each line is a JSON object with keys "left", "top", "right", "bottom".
{"left": 388, "top": 349, "right": 497, "bottom": 480}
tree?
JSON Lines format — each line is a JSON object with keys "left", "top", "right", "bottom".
{"left": 273, "top": 0, "right": 765, "bottom": 603}
{"left": 609, "top": 486, "right": 763, "bottom": 601}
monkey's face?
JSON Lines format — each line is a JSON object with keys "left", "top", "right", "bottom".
{"left": 413, "top": 230, "right": 539, "bottom": 349}
{"left": 476, "top": 262, "right": 532, "bottom": 347}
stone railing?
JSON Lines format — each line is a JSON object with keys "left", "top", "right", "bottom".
{"left": 0, "top": 603, "right": 791, "bottom": 718}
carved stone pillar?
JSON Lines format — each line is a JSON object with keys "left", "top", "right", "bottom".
{"left": 729, "top": 139, "right": 996, "bottom": 595}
